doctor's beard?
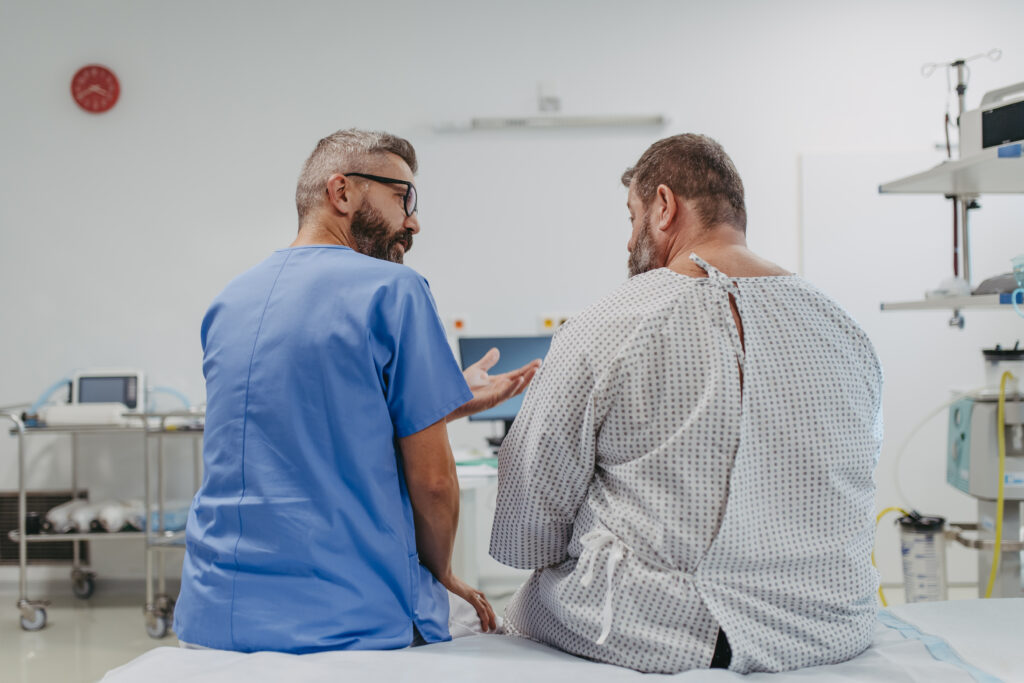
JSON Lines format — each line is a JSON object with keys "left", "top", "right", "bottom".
{"left": 351, "top": 204, "right": 413, "bottom": 264}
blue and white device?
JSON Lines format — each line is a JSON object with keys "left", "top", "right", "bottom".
{"left": 71, "top": 368, "right": 145, "bottom": 411}
{"left": 947, "top": 395, "right": 1024, "bottom": 499}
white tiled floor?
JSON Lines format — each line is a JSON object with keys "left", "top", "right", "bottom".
{"left": 0, "top": 587, "right": 180, "bottom": 683}
{"left": 0, "top": 582, "right": 981, "bottom": 683}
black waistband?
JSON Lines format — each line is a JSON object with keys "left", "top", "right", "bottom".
{"left": 710, "top": 628, "right": 731, "bottom": 669}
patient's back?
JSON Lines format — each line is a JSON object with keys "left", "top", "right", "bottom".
{"left": 491, "top": 253, "right": 883, "bottom": 674}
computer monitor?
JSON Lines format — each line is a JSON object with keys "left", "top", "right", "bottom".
{"left": 457, "top": 335, "right": 552, "bottom": 442}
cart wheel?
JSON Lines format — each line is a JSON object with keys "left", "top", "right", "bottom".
{"left": 20, "top": 607, "right": 46, "bottom": 631}
{"left": 155, "top": 594, "right": 176, "bottom": 615}
{"left": 72, "top": 575, "right": 95, "bottom": 600}
{"left": 145, "top": 614, "right": 168, "bottom": 639}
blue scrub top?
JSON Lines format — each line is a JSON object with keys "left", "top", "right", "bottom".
{"left": 173, "top": 245, "right": 472, "bottom": 653}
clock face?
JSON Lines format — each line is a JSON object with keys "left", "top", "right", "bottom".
{"left": 71, "top": 65, "right": 120, "bottom": 113}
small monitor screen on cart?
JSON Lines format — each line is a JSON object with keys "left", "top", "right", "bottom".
{"left": 79, "top": 376, "right": 138, "bottom": 408}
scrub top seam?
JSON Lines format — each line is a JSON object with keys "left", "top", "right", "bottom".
{"left": 228, "top": 249, "right": 293, "bottom": 649}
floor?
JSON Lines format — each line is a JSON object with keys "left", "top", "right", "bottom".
{"left": 1, "top": 587, "right": 175, "bottom": 683}
{"left": 0, "top": 582, "right": 980, "bottom": 683}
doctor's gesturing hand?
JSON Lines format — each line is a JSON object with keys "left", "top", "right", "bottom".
{"left": 447, "top": 348, "right": 542, "bottom": 422}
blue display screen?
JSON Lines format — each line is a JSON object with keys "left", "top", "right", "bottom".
{"left": 457, "top": 336, "right": 552, "bottom": 422}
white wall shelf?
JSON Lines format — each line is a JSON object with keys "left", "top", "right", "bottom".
{"left": 880, "top": 291, "right": 1022, "bottom": 311}
{"left": 433, "top": 114, "right": 667, "bottom": 132}
{"left": 878, "top": 144, "right": 1024, "bottom": 195}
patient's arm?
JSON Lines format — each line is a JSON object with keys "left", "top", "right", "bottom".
{"left": 490, "top": 333, "right": 598, "bottom": 570}
{"left": 399, "top": 419, "right": 497, "bottom": 632}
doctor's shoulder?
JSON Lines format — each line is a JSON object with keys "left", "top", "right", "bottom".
{"left": 348, "top": 258, "right": 438, "bottom": 310}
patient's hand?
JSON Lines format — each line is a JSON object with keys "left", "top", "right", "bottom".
{"left": 447, "top": 348, "right": 541, "bottom": 422}
{"left": 441, "top": 572, "right": 497, "bottom": 633}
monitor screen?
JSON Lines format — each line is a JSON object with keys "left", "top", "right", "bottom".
{"left": 458, "top": 336, "right": 552, "bottom": 422}
{"left": 78, "top": 376, "right": 138, "bottom": 409}
{"left": 983, "top": 99, "right": 1024, "bottom": 149}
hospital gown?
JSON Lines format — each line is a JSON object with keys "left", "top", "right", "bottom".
{"left": 490, "top": 254, "right": 883, "bottom": 674}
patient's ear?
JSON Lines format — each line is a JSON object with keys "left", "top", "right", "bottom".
{"left": 653, "top": 184, "right": 677, "bottom": 232}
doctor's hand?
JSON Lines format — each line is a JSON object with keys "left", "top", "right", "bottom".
{"left": 447, "top": 348, "right": 541, "bottom": 422}
{"left": 441, "top": 572, "right": 497, "bottom": 633}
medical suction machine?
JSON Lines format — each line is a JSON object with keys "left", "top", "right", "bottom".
{"left": 945, "top": 345, "right": 1024, "bottom": 599}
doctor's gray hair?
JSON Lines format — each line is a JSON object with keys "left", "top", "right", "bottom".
{"left": 295, "top": 129, "right": 418, "bottom": 226}
{"left": 621, "top": 134, "right": 746, "bottom": 232}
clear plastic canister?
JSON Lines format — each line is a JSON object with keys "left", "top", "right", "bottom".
{"left": 982, "top": 346, "right": 1024, "bottom": 392}
{"left": 1012, "top": 254, "right": 1024, "bottom": 288}
{"left": 898, "top": 514, "right": 947, "bottom": 602}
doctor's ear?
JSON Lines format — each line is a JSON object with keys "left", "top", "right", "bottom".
{"left": 325, "top": 174, "right": 352, "bottom": 211}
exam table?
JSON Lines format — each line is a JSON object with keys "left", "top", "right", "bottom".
{"left": 100, "top": 599, "right": 1021, "bottom": 683}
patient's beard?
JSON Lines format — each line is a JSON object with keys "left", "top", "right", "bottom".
{"left": 351, "top": 203, "right": 413, "bottom": 264}
{"left": 627, "top": 217, "right": 659, "bottom": 278}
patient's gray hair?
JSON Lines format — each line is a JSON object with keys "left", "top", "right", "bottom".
{"left": 295, "top": 129, "right": 417, "bottom": 226}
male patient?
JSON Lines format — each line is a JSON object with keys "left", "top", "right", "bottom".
{"left": 174, "top": 129, "right": 537, "bottom": 652}
{"left": 490, "top": 134, "right": 883, "bottom": 674}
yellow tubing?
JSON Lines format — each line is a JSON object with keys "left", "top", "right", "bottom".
{"left": 873, "top": 506, "right": 910, "bottom": 606}
{"left": 984, "top": 371, "right": 1015, "bottom": 598}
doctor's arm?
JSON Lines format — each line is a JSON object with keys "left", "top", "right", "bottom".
{"left": 399, "top": 418, "right": 496, "bottom": 632}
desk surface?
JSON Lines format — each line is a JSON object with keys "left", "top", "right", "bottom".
{"left": 455, "top": 448, "right": 498, "bottom": 487}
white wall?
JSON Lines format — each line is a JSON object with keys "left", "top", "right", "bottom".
{"left": 1, "top": 0, "right": 1023, "bottom": 585}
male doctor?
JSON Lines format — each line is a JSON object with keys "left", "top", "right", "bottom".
{"left": 174, "top": 129, "right": 537, "bottom": 652}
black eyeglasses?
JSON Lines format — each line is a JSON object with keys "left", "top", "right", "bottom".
{"left": 344, "top": 172, "right": 418, "bottom": 216}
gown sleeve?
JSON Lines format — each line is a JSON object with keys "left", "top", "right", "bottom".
{"left": 489, "top": 323, "right": 602, "bottom": 569}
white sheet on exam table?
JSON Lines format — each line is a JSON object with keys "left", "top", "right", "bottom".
{"left": 100, "top": 599, "right": 1021, "bottom": 683}
{"left": 886, "top": 599, "right": 1019, "bottom": 680}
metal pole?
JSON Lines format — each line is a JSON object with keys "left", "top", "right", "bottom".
{"left": 960, "top": 199, "right": 972, "bottom": 287}
{"left": 2, "top": 414, "right": 30, "bottom": 603}
{"left": 158, "top": 430, "right": 164, "bottom": 534}
{"left": 954, "top": 60, "right": 967, "bottom": 118}
{"left": 144, "top": 419, "right": 153, "bottom": 609}
{"left": 157, "top": 423, "right": 165, "bottom": 595}
{"left": 71, "top": 433, "right": 80, "bottom": 569}
{"left": 953, "top": 60, "right": 971, "bottom": 287}
{"left": 950, "top": 197, "right": 959, "bottom": 277}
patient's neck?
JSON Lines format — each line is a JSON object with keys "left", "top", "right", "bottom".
{"left": 664, "top": 227, "right": 790, "bottom": 279}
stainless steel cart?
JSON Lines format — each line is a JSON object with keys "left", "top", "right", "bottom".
{"left": 141, "top": 411, "right": 203, "bottom": 638}
{"left": 2, "top": 411, "right": 202, "bottom": 637}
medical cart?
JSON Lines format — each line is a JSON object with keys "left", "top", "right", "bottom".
{"left": 2, "top": 411, "right": 202, "bottom": 638}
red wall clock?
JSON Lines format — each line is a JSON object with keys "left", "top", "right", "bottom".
{"left": 71, "top": 65, "right": 120, "bottom": 113}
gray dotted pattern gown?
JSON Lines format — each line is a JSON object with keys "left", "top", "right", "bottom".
{"left": 490, "top": 254, "right": 883, "bottom": 674}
